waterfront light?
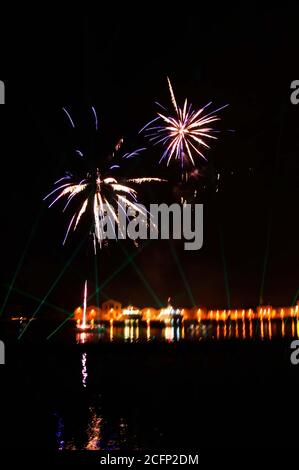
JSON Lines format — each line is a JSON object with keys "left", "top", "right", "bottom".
{"left": 268, "top": 320, "right": 272, "bottom": 340}
{"left": 147, "top": 320, "right": 151, "bottom": 340}
{"left": 249, "top": 320, "right": 253, "bottom": 338}
{"left": 281, "top": 319, "right": 285, "bottom": 337}
{"left": 72, "top": 298, "right": 298, "bottom": 333}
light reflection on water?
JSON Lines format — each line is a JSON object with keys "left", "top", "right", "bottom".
{"left": 59, "top": 319, "right": 299, "bottom": 451}
{"left": 62, "top": 404, "right": 134, "bottom": 451}
{"left": 81, "top": 352, "right": 87, "bottom": 388}
{"left": 85, "top": 407, "right": 102, "bottom": 450}
{"left": 76, "top": 319, "right": 299, "bottom": 344}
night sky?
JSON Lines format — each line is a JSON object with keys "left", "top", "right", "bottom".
{"left": 0, "top": 5, "right": 298, "bottom": 318}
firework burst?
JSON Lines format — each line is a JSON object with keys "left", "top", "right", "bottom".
{"left": 44, "top": 108, "right": 163, "bottom": 252}
{"left": 140, "top": 78, "right": 228, "bottom": 167}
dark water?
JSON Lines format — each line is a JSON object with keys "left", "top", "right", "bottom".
{"left": 1, "top": 321, "right": 299, "bottom": 451}
{"left": 1, "top": 341, "right": 299, "bottom": 450}
{"left": 76, "top": 318, "right": 299, "bottom": 344}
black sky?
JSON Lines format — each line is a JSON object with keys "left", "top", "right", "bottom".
{"left": 0, "top": 5, "right": 298, "bottom": 317}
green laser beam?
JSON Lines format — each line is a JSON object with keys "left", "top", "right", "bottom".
{"left": 143, "top": 178, "right": 194, "bottom": 308}
{"left": 94, "top": 252, "right": 100, "bottom": 310}
{"left": 259, "top": 214, "right": 272, "bottom": 305}
{"left": 292, "top": 288, "right": 299, "bottom": 306}
{"left": 87, "top": 241, "right": 151, "bottom": 304}
{"left": 9, "top": 284, "right": 114, "bottom": 342}
{"left": 46, "top": 313, "right": 74, "bottom": 340}
{"left": 209, "top": 155, "right": 231, "bottom": 311}
{"left": 259, "top": 101, "right": 286, "bottom": 306}
{"left": 119, "top": 243, "right": 163, "bottom": 308}
{"left": 1, "top": 106, "right": 83, "bottom": 317}
{"left": 3, "top": 284, "right": 71, "bottom": 317}
{"left": 47, "top": 241, "right": 152, "bottom": 340}
{"left": 169, "top": 241, "right": 196, "bottom": 307}
{"left": 278, "top": 287, "right": 299, "bottom": 330}
{"left": 46, "top": 288, "right": 116, "bottom": 342}
{"left": 18, "top": 234, "right": 87, "bottom": 339}
{"left": 1, "top": 213, "right": 42, "bottom": 316}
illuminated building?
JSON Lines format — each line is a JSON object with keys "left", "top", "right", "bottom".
{"left": 158, "top": 301, "right": 183, "bottom": 325}
{"left": 122, "top": 305, "right": 142, "bottom": 321}
{"left": 141, "top": 307, "right": 160, "bottom": 321}
{"left": 74, "top": 305, "right": 100, "bottom": 327}
{"left": 72, "top": 300, "right": 299, "bottom": 324}
{"left": 101, "top": 299, "right": 122, "bottom": 321}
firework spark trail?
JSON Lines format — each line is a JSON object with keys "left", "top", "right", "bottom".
{"left": 45, "top": 141, "right": 164, "bottom": 251}
{"left": 122, "top": 148, "right": 146, "bottom": 159}
{"left": 167, "top": 77, "right": 179, "bottom": 114}
{"left": 140, "top": 78, "right": 228, "bottom": 167}
{"left": 91, "top": 106, "right": 98, "bottom": 131}
{"left": 82, "top": 280, "right": 88, "bottom": 329}
{"left": 63, "top": 214, "right": 76, "bottom": 246}
{"left": 62, "top": 107, "right": 75, "bottom": 128}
